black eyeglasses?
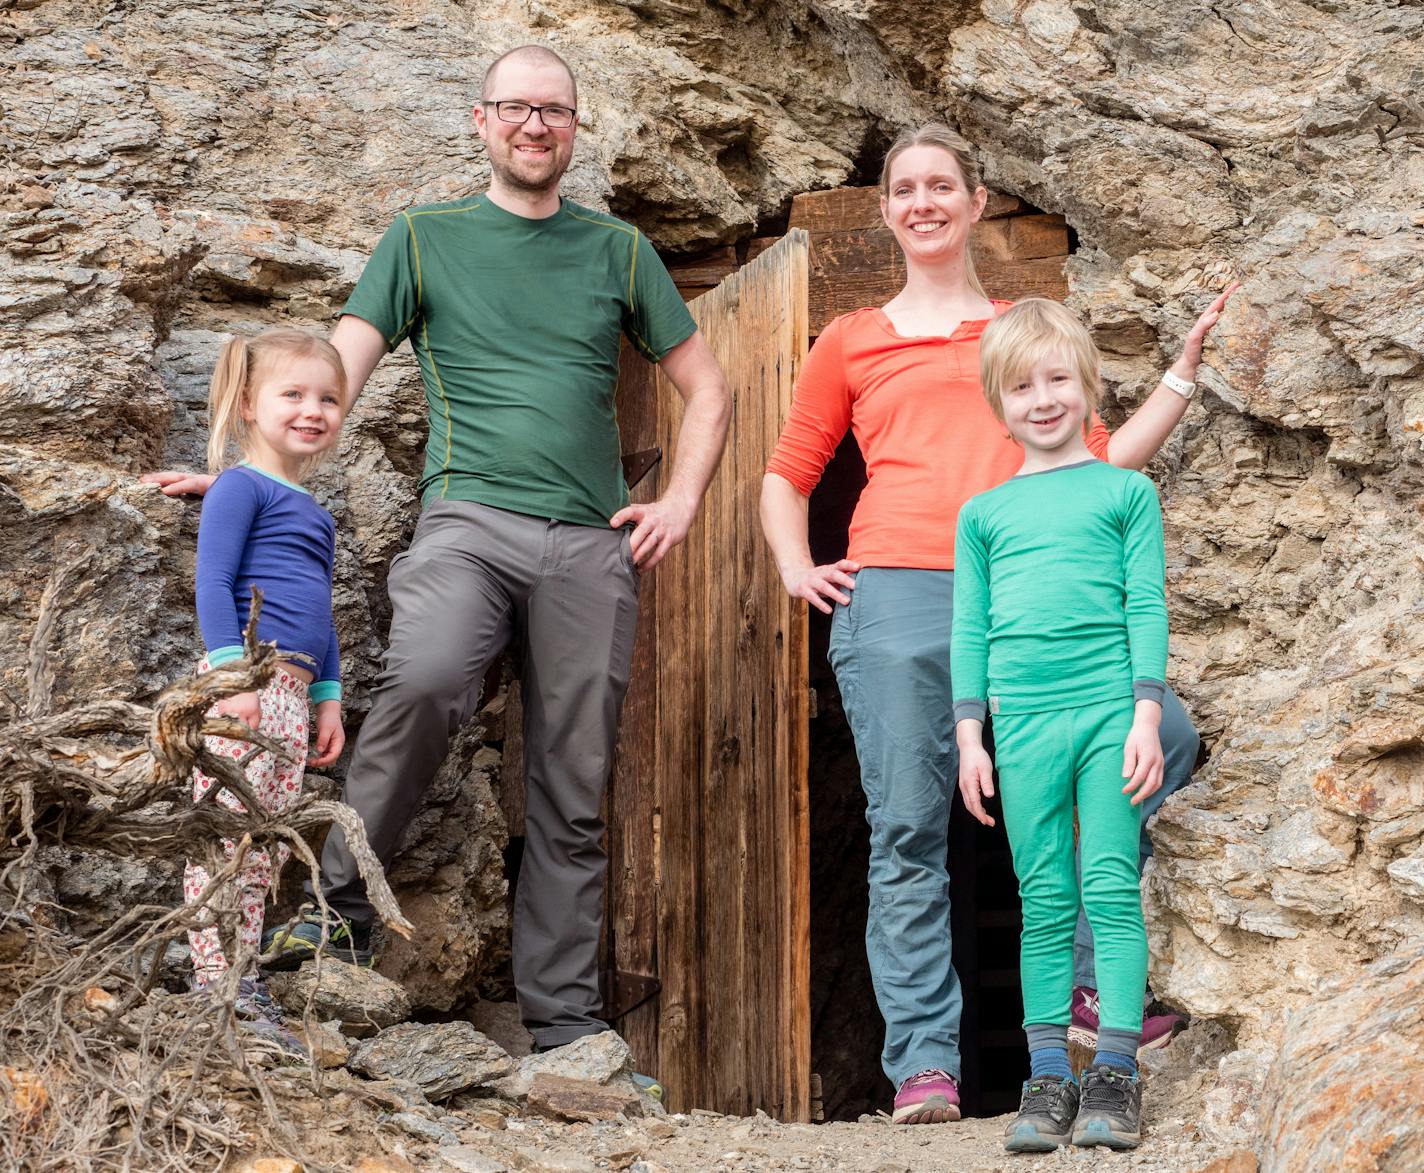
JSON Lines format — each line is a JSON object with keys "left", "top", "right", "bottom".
{"left": 483, "top": 100, "right": 577, "bottom": 129}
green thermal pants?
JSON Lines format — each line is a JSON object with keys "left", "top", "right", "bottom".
{"left": 994, "top": 696, "right": 1147, "bottom": 1050}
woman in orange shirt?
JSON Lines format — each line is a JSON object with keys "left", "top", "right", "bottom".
{"left": 761, "top": 124, "right": 1234, "bottom": 1125}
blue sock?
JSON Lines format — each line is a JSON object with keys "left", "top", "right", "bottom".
{"left": 1093, "top": 1049, "right": 1137, "bottom": 1077}
{"left": 1029, "top": 1047, "right": 1073, "bottom": 1081}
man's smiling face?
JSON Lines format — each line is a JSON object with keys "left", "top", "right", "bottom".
{"left": 474, "top": 57, "right": 578, "bottom": 197}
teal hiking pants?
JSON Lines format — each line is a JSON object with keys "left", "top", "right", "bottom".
{"left": 994, "top": 697, "right": 1146, "bottom": 1054}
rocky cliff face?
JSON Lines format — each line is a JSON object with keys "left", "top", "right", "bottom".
{"left": 4, "top": 0, "right": 1422, "bottom": 1100}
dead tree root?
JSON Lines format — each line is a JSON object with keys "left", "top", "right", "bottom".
{"left": 0, "top": 593, "right": 409, "bottom": 1171}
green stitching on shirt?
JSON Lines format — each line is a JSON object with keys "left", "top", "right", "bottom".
{"left": 564, "top": 210, "right": 662, "bottom": 360}
{"left": 393, "top": 201, "right": 486, "bottom": 346}
{"left": 419, "top": 319, "right": 455, "bottom": 496}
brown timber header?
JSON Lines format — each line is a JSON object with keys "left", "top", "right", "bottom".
{"left": 663, "top": 186, "right": 1072, "bottom": 335}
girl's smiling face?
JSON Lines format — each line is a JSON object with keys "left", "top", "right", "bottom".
{"left": 880, "top": 144, "right": 988, "bottom": 264}
{"left": 241, "top": 354, "right": 345, "bottom": 481}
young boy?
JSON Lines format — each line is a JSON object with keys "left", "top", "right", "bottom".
{"left": 952, "top": 298, "right": 1167, "bottom": 1151}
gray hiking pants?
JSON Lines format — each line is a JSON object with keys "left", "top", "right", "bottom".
{"left": 320, "top": 499, "right": 640, "bottom": 1047}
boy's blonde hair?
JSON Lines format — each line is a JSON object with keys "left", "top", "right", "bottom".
{"left": 879, "top": 123, "right": 988, "bottom": 299}
{"left": 979, "top": 298, "right": 1104, "bottom": 424}
{"left": 206, "top": 328, "right": 349, "bottom": 475}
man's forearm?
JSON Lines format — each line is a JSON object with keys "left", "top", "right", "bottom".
{"left": 662, "top": 380, "right": 730, "bottom": 513}
{"left": 330, "top": 314, "right": 390, "bottom": 406}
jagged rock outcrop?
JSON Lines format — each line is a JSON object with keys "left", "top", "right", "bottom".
{"left": 3, "top": 0, "right": 1422, "bottom": 1117}
{"left": 1257, "top": 945, "right": 1424, "bottom": 1171}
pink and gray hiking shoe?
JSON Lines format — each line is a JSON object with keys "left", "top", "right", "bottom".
{"left": 1067, "top": 986, "right": 1186, "bottom": 1057}
{"left": 892, "top": 1068, "right": 961, "bottom": 1124}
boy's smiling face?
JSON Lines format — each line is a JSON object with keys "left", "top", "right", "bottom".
{"left": 1001, "top": 349, "right": 1091, "bottom": 456}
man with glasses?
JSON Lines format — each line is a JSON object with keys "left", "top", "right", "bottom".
{"left": 152, "top": 45, "right": 730, "bottom": 1066}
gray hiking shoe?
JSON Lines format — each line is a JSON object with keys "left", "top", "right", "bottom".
{"left": 1071, "top": 1064, "right": 1142, "bottom": 1149}
{"left": 1004, "top": 1074, "right": 1081, "bottom": 1153}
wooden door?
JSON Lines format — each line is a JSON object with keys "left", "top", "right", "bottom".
{"left": 608, "top": 230, "right": 811, "bottom": 1121}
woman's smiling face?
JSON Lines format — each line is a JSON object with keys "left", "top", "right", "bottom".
{"left": 880, "top": 144, "right": 987, "bottom": 265}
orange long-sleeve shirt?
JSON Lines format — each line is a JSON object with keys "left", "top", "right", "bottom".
{"left": 766, "top": 304, "right": 1112, "bottom": 569}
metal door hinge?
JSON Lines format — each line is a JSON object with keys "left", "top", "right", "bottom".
{"left": 599, "top": 968, "right": 661, "bottom": 1021}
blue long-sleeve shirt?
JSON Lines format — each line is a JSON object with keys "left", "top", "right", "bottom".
{"left": 195, "top": 464, "right": 341, "bottom": 702}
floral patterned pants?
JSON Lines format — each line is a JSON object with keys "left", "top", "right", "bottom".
{"left": 184, "top": 662, "right": 309, "bottom": 983}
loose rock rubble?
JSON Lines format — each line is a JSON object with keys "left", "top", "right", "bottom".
{"left": 208, "top": 980, "right": 1246, "bottom": 1170}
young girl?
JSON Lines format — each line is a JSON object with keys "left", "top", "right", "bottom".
{"left": 185, "top": 327, "right": 348, "bottom": 1041}
{"left": 954, "top": 299, "right": 1169, "bottom": 1151}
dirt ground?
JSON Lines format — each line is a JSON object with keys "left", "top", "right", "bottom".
{"left": 477, "top": 1106, "right": 1238, "bottom": 1173}
{"left": 250, "top": 1022, "right": 1246, "bottom": 1173}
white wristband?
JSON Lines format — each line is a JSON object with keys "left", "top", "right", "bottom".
{"left": 1161, "top": 370, "right": 1196, "bottom": 399}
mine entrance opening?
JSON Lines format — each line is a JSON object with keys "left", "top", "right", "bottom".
{"left": 806, "top": 435, "right": 1028, "bottom": 1121}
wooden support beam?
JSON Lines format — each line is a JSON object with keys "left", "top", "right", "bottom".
{"left": 788, "top": 185, "right": 1029, "bottom": 233}
{"left": 803, "top": 226, "right": 1069, "bottom": 335}
{"left": 788, "top": 184, "right": 1071, "bottom": 335}
{"left": 667, "top": 247, "right": 740, "bottom": 301}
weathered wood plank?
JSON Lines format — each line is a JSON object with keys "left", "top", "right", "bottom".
{"left": 608, "top": 342, "right": 663, "bottom": 1073}
{"left": 746, "top": 237, "right": 777, "bottom": 264}
{"left": 808, "top": 234, "right": 1069, "bottom": 334}
{"left": 666, "top": 246, "right": 739, "bottom": 289}
{"left": 781, "top": 237, "right": 812, "bottom": 1125}
{"left": 652, "top": 325, "right": 705, "bottom": 1112}
{"left": 1008, "top": 213, "right": 1070, "bottom": 260}
{"left": 636, "top": 232, "right": 811, "bottom": 1121}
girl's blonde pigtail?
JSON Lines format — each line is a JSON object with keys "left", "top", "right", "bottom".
{"left": 206, "top": 337, "right": 249, "bottom": 472}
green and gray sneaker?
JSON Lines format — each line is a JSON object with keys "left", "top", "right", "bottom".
{"left": 1004, "top": 1074, "right": 1081, "bottom": 1153}
{"left": 631, "top": 1072, "right": 665, "bottom": 1102}
{"left": 260, "top": 909, "right": 374, "bottom": 971}
{"left": 1071, "top": 1064, "right": 1142, "bottom": 1149}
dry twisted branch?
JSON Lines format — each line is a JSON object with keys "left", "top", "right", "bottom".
{"left": 0, "top": 590, "right": 410, "bottom": 1171}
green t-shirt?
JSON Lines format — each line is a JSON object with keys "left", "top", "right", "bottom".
{"left": 951, "top": 459, "right": 1169, "bottom": 720}
{"left": 343, "top": 196, "right": 697, "bottom": 526}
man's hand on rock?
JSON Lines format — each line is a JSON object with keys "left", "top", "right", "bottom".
{"left": 140, "top": 470, "right": 217, "bottom": 497}
{"left": 609, "top": 492, "right": 697, "bottom": 573}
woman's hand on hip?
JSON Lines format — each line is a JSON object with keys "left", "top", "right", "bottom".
{"left": 782, "top": 559, "right": 860, "bottom": 614}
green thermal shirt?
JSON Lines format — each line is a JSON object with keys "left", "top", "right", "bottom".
{"left": 951, "top": 459, "right": 1169, "bottom": 722}
{"left": 343, "top": 196, "right": 697, "bottom": 526}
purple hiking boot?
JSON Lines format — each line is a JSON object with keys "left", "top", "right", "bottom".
{"left": 892, "top": 1068, "right": 961, "bottom": 1125}
{"left": 1067, "top": 986, "right": 1186, "bottom": 1058}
